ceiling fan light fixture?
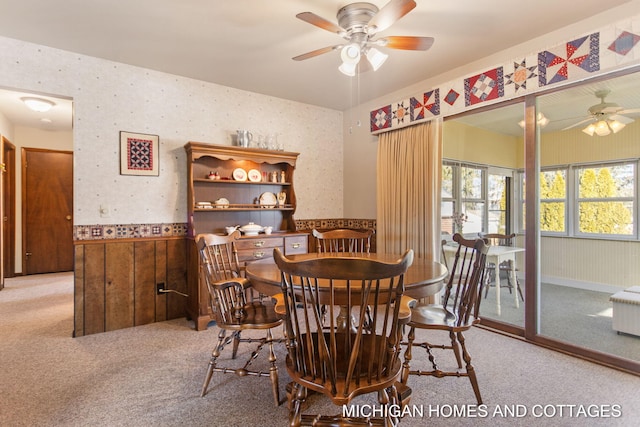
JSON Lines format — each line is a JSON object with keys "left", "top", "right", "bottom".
{"left": 582, "top": 123, "right": 596, "bottom": 136}
{"left": 537, "top": 113, "right": 550, "bottom": 127}
{"left": 22, "top": 97, "right": 55, "bottom": 112}
{"left": 518, "top": 112, "right": 549, "bottom": 128}
{"left": 609, "top": 119, "right": 626, "bottom": 133}
{"left": 366, "top": 47, "right": 388, "bottom": 71}
{"left": 338, "top": 61, "right": 357, "bottom": 76}
{"left": 341, "top": 43, "right": 361, "bottom": 65}
{"left": 594, "top": 120, "right": 611, "bottom": 136}
{"left": 582, "top": 118, "right": 627, "bottom": 136}
{"left": 339, "top": 43, "right": 361, "bottom": 76}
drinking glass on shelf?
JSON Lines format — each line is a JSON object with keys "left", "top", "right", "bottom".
{"left": 266, "top": 133, "right": 278, "bottom": 150}
{"left": 254, "top": 134, "right": 265, "bottom": 149}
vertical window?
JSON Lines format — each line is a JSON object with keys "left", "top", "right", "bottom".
{"left": 517, "top": 171, "right": 526, "bottom": 232}
{"left": 540, "top": 169, "right": 567, "bottom": 233}
{"left": 576, "top": 163, "right": 634, "bottom": 236}
{"left": 533, "top": 162, "right": 637, "bottom": 237}
{"left": 443, "top": 162, "right": 519, "bottom": 235}
{"left": 460, "top": 166, "right": 485, "bottom": 234}
{"left": 441, "top": 164, "right": 456, "bottom": 234}
{"left": 488, "top": 174, "right": 509, "bottom": 233}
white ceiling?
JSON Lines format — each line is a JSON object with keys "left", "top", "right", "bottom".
{"left": 0, "top": 0, "right": 637, "bottom": 132}
{"left": 0, "top": 89, "right": 73, "bottom": 132}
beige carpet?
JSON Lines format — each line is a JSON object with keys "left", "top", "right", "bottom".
{"left": 1, "top": 272, "right": 639, "bottom": 426}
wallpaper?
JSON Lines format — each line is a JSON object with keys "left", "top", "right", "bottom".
{"left": 0, "top": 36, "right": 344, "bottom": 239}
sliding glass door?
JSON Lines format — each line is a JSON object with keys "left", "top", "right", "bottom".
{"left": 442, "top": 69, "right": 640, "bottom": 372}
{"left": 442, "top": 102, "right": 526, "bottom": 330}
{"left": 535, "top": 72, "right": 640, "bottom": 368}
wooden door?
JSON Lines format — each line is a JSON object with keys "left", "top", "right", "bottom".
{"left": 23, "top": 148, "right": 73, "bottom": 274}
{"left": 2, "top": 137, "right": 16, "bottom": 281}
{"left": 1, "top": 137, "right": 4, "bottom": 287}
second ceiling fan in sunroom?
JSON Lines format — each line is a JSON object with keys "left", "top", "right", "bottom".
{"left": 562, "top": 89, "right": 640, "bottom": 136}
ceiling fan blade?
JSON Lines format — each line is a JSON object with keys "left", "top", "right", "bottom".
{"left": 609, "top": 114, "right": 635, "bottom": 124}
{"left": 292, "top": 45, "right": 341, "bottom": 61}
{"left": 616, "top": 108, "right": 640, "bottom": 115}
{"left": 296, "top": 12, "right": 344, "bottom": 34}
{"left": 561, "top": 117, "right": 595, "bottom": 131}
{"left": 377, "top": 36, "right": 434, "bottom": 51}
{"left": 368, "top": 0, "right": 416, "bottom": 33}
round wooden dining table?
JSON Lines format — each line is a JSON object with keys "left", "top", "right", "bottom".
{"left": 245, "top": 252, "right": 448, "bottom": 300}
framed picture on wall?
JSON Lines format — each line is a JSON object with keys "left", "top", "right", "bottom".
{"left": 120, "top": 131, "right": 159, "bottom": 176}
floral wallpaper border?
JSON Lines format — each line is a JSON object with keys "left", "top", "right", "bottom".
{"left": 74, "top": 223, "right": 188, "bottom": 241}
{"left": 370, "top": 14, "right": 640, "bottom": 133}
{"left": 295, "top": 218, "right": 376, "bottom": 231}
{"left": 74, "top": 219, "right": 376, "bottom": 241}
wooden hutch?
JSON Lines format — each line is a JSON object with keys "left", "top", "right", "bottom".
{"left": 184, "top": 142, "right": 308, "bottom": 330}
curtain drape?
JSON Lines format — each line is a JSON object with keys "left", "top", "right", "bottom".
{"left": 376, "top": 120, "right": 442, "bottom": 260}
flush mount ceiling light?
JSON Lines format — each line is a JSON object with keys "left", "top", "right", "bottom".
{"left": 292, "top": 1, "right": 434, "bottom": 76}
{"left": 22, "top": 97, "right": 55, "bottom": 112}
{"left": 518, "top": 112, "right": 549, "bottom": 128}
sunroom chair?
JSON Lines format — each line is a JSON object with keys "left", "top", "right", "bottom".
{"left": 273, "top": 248, "right": 415, "bottom": 426}
{"left": 196, "top": 232, "right": 282, "bottom": 406}
{"left": 312, "top": 228, "right": 374, "bottom": 253}
{"left": 401, "top": 233, "right": 488, "bottom": 404}
{"left": 478, "top": 232, "right": 524, "bottom": 302}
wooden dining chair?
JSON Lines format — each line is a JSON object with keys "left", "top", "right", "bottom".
{"left": 273, "top": 247, "right": 415, "bottom": 426}
{"left": 401, "top": 233, "right": 489, "bottom": 404}
{"left": 312, "top": 228, "right": 374, "bottom": 253}
{"left": 478, "top": 232, "right": 524, "bottom": 302}
{"left": 312, "top": 228, "right": 375, "bottom": 327}
{"left": 196, "top": 232, "right": 282, "bottom": 406}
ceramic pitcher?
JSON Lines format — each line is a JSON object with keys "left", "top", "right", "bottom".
{"left": 236, "top": 130, "right": 253, "bottom": 147}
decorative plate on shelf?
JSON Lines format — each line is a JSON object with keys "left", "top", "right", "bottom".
{"left": 232, "top": 168, "right": 247, "bottom": 181}
{"left": 248, "top": 169, "right": 262, "bottom": 182}
{"left": 259, "top": 191, "right": 277, "bottom": 208}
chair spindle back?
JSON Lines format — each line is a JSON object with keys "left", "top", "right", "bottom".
{"left": 442, "top": 233, "right": 489, "bottom": 324}
{"left": 273, "top": 248, "right": 414, "bottom": 405}
{"left": 312, "top": 228, "right": 373, "bottom": 254}
{"left": 196, "top": 232, "right": 249, "bottom": 325}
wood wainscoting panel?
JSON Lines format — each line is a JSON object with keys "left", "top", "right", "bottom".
{"left": 134, "top": 241, "right": 156, "bottom": 326}
{"left": 105, "top": 243, "right": 135, "bottom": 332}
{"left": 154, "top": 240, "right": 168, "bottom": 322}
{"left": 74, "top": 237, "right": 187, "bottom": 336}
{"left": 73, "top": 245, "right": 85, "bottom": 337}
{"left": 166, "top": 238, "right": 187, "bottom": 320}
{"left": 84, "top": 243, "right": 106, "bottom": 335}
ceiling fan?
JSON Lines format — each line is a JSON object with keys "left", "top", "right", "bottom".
{"left": 292, "top": 0, "right": 434, "bottom": 76}
{"left": 562, "top": 89, "right": 640, "bottom": 136}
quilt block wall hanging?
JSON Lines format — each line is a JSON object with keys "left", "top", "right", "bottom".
{"left": 464, "top": 67, "right": 504, "bottom": 107}
{"left": 411, "top": 89, "right": 440, "bottom": 121}
{"left": 538, "top": 33, "right": 600, "bottom": 87}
